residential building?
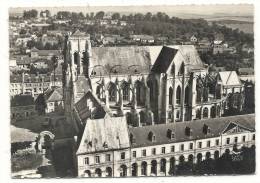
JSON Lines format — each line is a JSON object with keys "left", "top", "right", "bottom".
{"left": 10, "top": 73, "right": 62, "bottom": 98}
{"left": 35, "top": 87, "right": 64, "bottom": 114}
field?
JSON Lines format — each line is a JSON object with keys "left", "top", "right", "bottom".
{"left": 221, "top": 23, "right": 254, "bottom": 34}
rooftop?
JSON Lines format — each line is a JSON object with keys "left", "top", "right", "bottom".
{"left": 219, "top": 71, "right": 242, "bottom": 86}
{"left": 129, "top": 114, "right": 255, "bottom": 148}
{"left": 76, "top": 116, "right": 130, "bottom": 154}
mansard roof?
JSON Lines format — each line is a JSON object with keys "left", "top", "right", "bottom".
{"left": 76, "top": 116, "right": 130, "bottom": 155}
{"left": 129, "top": 114, "right": 255, "bottom": 148}
{"left": 219, "top": 71, "right": 241, "bottom": 86}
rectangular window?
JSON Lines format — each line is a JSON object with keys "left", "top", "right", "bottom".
{"left": 234, "top": 137, "right": 238, "bottom": 143}
{"left": 252, "top": 134, "right": 255, "bottom": 141}
{"left": 171, "top": 146, "right": 175, "bottom": 152}
{"left": 189, "top": 143, "right": 193, "bottom": 150}
{"left": 84, "top": 157, "right": 89, "bottom": 165}
{"left": 243, "top": 136, "right": 246, "bottom": 142}
{"left": 152, "top": 148, "right": 156, "bottom": 155}
{"left": 180, "top": 144, "right": 184, "bottom": 151}
{"left": 105, "top": 154, "right": 111, "bottom": 162}
{"left": 132, "top": 151, "right": 136, "bottom": 158}
{"left": 142, "top": 149, "right": 146, "bottom": 157}
{"left": 161, "top": 147, "right": 165, "bottom": 154}
{"left": 95, "top": 156, "right": 100, "bottom": 164}
{"left": 121, "top": 152, "right": 125, "bottom": 160}
{"left": 207, "top": 141, "right": 211, "bottom": 147}
{"left": 215, "top": 139, "right": 219, "bottom": 146}
{"left": 226, "top": 138, "right": 230, "bottom": 145}
{"left": 198, "top": 142, "right": 202, "bottom": 148}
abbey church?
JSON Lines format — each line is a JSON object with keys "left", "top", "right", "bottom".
{"left": 61, "top": 30, "right": 251, "bottom": 177}
{"left": 63, "top": 30, "right": 244, "bottom": 129}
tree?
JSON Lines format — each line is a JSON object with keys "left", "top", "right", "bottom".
{"left": 90, "top": 12, "right": 95, "bottom": 20}
{"left": 56, "top": 11, "right": 71, "bottom": 19}
{"left": 51, "top": 55, "right": 59, "bottom": 87}
{"left": 23, "top": 9, "right": 38, "bottom": 19}
{"left": 95, "top": 11, "right": 105, "bottom": 19}
{"left": 112, "top": 13, "right": 120, "bottom": 20}
{"left": 78, "top": 12, "right": 85, "bottom": 19}
{"left": 44, "top": 42, "right": 52, "bottom": 50}
{"left": 144, "top": 12, "right": 152, "bottom": 21}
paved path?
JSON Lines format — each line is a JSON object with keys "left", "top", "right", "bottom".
{"left": 38, "top": 149, "right": 56, "bottom": 178}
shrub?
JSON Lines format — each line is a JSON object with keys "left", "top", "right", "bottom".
{"left": 11, "top": 148, "right": 43, "bottom": 172}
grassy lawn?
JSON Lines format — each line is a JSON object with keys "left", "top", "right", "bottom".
{"left": 11, "top": 149, "right": 43, "bottom": 172}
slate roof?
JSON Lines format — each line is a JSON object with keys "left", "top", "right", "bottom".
{"left": 91, "top": 46, "right": 154, "bottom": 75}
{"left": 129, "top": 114, "right": 255, "bottom": 148}
{"left": 219, "top": 71, "right": 241, "bottom": 86}
{"left": 44, "top": 87, "right": 63, "bottom": 102}
{"left": 151, "top": 46, "right": 178, "bottom": 73}
{"left": 76, "top": 116, "right": 130, "bottom": 154}
{"left": 11, "top": 94, "right": 35, "bottom": 107}
{"left": 71, "top": 29, "right": 88, "bottom": 37}
{"left": 151, "top": 45, "right": 205, "bottom": 73}
{"left": 74, "top": 90, "right": 111, "bottom": 123}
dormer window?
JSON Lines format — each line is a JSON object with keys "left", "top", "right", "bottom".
{"left": 130, "top": 133, "right": 136, "bottom": 144}
{"left": 167, "top": 129, "right": 175, "bottom": 139}
{"left": 185, "top": 127, "right": 192, "bottom": 136}
{"left": 103, "top": 142, "right": 108, "bottom": 148}
{"left": 148, "top": 131, "right": 155, "bottom": 142}
{"left": 88, "top": 141, "right": 92, "bottom": 147}
{"left": 203, "top": 124, "right": 210, "bottom": 135}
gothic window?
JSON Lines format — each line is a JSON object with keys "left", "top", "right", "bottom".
{"left": 122, "top": 82, "right": 130, "bottom": 101}
{"left": 178, "top": 62, "right": 184, "bottom": 75}
{"left": 96, "top": 85, "right": 105, "bottom": 100}
{"left": 203, "top": 107, "right": 209, "bottom": 118}
{"left": 176, "top": 86, "right": 181, "bottom": 104}
{"left": 210, "top": 106, "right": 216, "bottom": 118}
{"left": 139, "top": 111, "right": 146, "bottom": 124}
{"left": 108, "top": 82, "right": 117, "bottom": 102}
{"left": 196, "top": 109, "right": 201, "bottom": 119}
{"left": 176, "top": 110, "right": 180, "bottom": 119}
{"left": 169, "top": 87, "right": 173, "bottom": 105}
{"left": 136, "top": 81, "right": 145, "bottom": 106}
{"left": 74, "top": 52, "right": 79, "bottom": 65}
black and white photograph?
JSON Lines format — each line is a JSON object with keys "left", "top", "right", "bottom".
{"left": 2, "top": 0, "right": 258, "bottom": 180}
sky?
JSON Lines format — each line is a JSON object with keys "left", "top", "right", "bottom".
{"left": 9, "top": 4, "right": 254, "bottom": 18}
